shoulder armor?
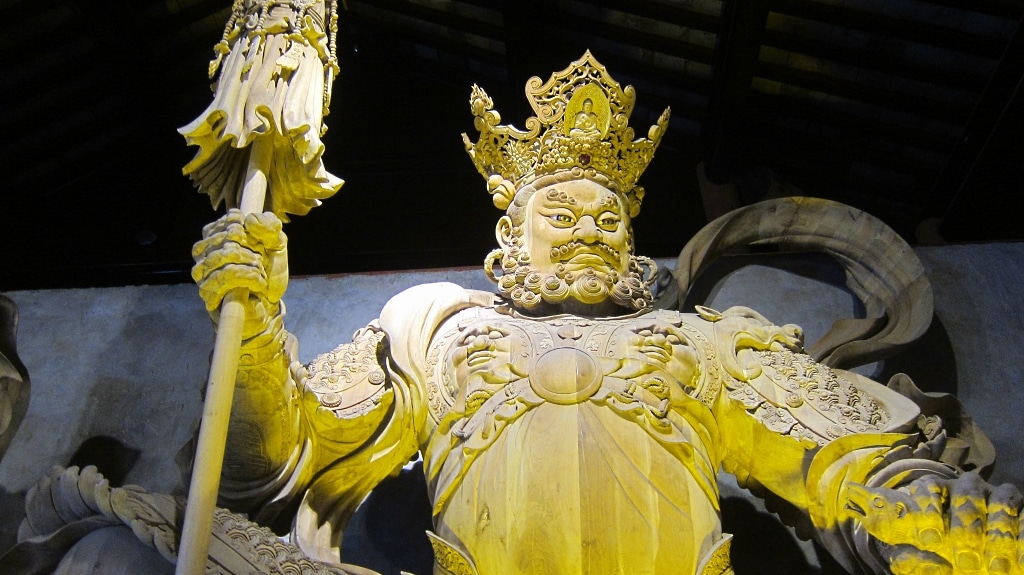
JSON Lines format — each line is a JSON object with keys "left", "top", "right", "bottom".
{"left": 301, "top": 326, "right": 390, "bottom": 419}
{"left": 703, "top": 306, "right": 911, "bottom": 447}
{"left": 732, "top": 348, "right": 892, "bottom": 447}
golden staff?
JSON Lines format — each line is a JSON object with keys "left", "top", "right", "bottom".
{"left": 175, "top": 2, "right": 342, "bottom": 573}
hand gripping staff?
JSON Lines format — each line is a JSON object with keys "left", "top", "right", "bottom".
{"left": 175, "top": 2, "right": 343, "bottom": 573}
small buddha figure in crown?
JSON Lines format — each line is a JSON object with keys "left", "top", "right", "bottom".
{"left": 181, "top": 52, "right": 1023, "bottom": 575}
{"left": 570, "top": 98, "right": 601, "bottom": 137}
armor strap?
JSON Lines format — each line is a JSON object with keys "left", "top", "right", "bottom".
{"left": 426, "top": 531, "right": 479, "bottom": 575}
{"left": 698, "top": 533, "right": 734, "bottom": 575}
{"left": 425, "top": 529, "right": 731, "bottom": 575}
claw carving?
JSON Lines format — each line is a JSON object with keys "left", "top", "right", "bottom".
{"left": 846, "top": 473, "right": 1024, "bottom": 574}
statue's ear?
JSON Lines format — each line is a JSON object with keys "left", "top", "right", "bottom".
{"left": 619, "top": 186, "right": 644, "bottom": 219}
{"left": 496, "top": 215, "right": 514, "bottom": 248}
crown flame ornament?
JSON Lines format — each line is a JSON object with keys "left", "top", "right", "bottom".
{"left": 462, "top": 51, "right": 671, "bottom": 218}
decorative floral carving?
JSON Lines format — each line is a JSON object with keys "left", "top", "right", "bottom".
{"left": 427, "top": 531, "right": 479, "bottom": 575}
{"left": 426, "top": 325, "right": 463, "bottom": 422}
{"left": 213, "top": 510, "right": 348, "bottom": 574}
{"left": 305, "top": 327, "right": 388, "bottom": 419}
{"left": 12, "top": 465, "right": 354, "bottom": 574}
{"left": 725, "top": 348, "right": 890, "bottom": 446}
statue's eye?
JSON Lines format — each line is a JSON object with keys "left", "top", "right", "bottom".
{"left": 597, "top": 213, "right": 620, "bottom": 230}
{"left": 551, "top": 214, "right": 573, "bottom": 224}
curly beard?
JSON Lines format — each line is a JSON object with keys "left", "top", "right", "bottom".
{"left": 489, "top": 244, "right": 655, "bottom": 312}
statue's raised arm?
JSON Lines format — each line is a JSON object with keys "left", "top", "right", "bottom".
{"left": 191, "top": 209, "right": 298, "bottom": 505}
{"left": 177, "top": 2, "right": 344, "bottom": 572}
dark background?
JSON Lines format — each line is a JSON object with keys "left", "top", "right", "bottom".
{"left": 3, "top": 0, "right": 1023, "bottom": 291}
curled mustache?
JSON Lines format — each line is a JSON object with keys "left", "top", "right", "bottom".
{"left": 549, "top": 240, "right": 620, "bottom": 264}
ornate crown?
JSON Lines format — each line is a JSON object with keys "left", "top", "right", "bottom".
{"left": 462, "top": 51, "right": 670, "bottom": 216}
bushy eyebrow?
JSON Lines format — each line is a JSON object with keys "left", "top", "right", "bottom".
{"left": 540, "top": 198, "right": 577, "bottom": 210}
{"left": 597, "top": 195, "right": 621, "bottom": 211}
{"left": 539, "top": 191, "right": 622, "bottom": 214}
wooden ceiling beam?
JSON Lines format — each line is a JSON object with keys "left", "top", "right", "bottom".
{"left": 502, "top": 0, "right": 561, "bottom": 121}
{"left": 754, "top": 61, "right": 972, "bottom": 121}
{"left": 748, "top": 115, "right": 943, "bottom": 180}
{"left": 456, "top": 0, "right": 505, "bottom": 11}
{"left": 772, "top": 0, "right": 1010, "bottom": 58}
{"left": 913, "top": 0, "right": 1024, "bottom": 20}
{"left": 576, "top": 0, "right": 722, "bottom": 34}
{"left": 747, "top": 93, "right": 957, "bottom": 154}
{"left": 348, "top": 0, "right": 502, "bottom": 40}
{"left": 347, "top": 10, "right": 505, "bottom": 66}
{"left": 161, "top": 0, "right": 231, "bottom": 35}
{"left": 550, "top": 9, "right": 717, "bottom": 65}
{"left": 760, "top": 29, "right": 989, "bottom": 93}
{"left": 700, "top": 0, "right": 771, "bottom": 182}
{"left": 928, "top": 15, "right": 1024, "bottom": 227}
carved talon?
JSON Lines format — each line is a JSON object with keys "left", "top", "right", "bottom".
{"left": 848, "top": 474, "right": 1024, "bottom": 574}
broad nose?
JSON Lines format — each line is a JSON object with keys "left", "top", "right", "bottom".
{"left": 572, "top": 215, "right": 600, "bottom": 243}
{"left": 645, "top": 333, "right": 668, "bottom": 347}
{"left": 466, "top": 334, "right": 491, "bottom": 352}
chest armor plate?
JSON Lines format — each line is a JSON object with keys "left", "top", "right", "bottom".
{"left": 423, "top": 307, "right": 721, "bottom": 424}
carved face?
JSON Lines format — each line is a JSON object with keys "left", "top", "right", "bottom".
{"left": 606, "top": 322, "right": 700, "bottom": 392}
{"left": 521, "top": 179, "right": 631, "bottom": 278}
{"left": 492, "top": 178, "right": 652, "bottom": 312}
{"left": 446, "top": 323, "right": 528, "bottom": 412}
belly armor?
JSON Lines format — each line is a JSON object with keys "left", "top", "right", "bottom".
{"left": 421, "top": 307, "right": 726, "bottom": 575}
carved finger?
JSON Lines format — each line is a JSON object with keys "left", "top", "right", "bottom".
{"left": 192, "top": 220, "right": 250, "bottom": 261}
{"left": 197, "top": 265, "right": 268, "bottom": 312}
{"left": 244, "top": 212, "right": 286, "bottom": 251}
{"left": 191, "top": 242, "right": 265, "bottom": 285}
{"left": 907, "top": 475, "right": 950, "bottom": 553}
{"left": 1019, "top": 510, "right": 1024, "bottom": 574}
{"left": 949, "top": 472, "right": 988, "bottom": 572}
{"left": 985, "top": 483, "right": 1022, "bottom": 574}
{"left": 886, "top": 545, "right": 952, "bottom": 575}
{"left": 191, "top": 233, "right": 219, "bottom": 261}
{"left": 200, "top": 208, "right": 245, "bottom": 239}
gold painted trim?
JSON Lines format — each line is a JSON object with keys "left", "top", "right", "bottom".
{"left": 698, "top": 533, "right": 734, "bottom": 575}
{"left": 426, "top": 531, "right": 479, "bottom": 575}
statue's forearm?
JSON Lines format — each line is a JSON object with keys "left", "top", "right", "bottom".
{"left": 218, "top": 310, "right": 305, "bottom": 511}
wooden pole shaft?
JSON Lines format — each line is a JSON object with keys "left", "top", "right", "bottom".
{"left": 176, "top": 138, "right": 273, "bottom": 575}
{"left": 175, "top": 290, "right": 246, "bottom": 574}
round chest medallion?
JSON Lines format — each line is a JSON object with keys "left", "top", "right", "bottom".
{"left": 529, "top": 347, "right": 601, "bottom": 405}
